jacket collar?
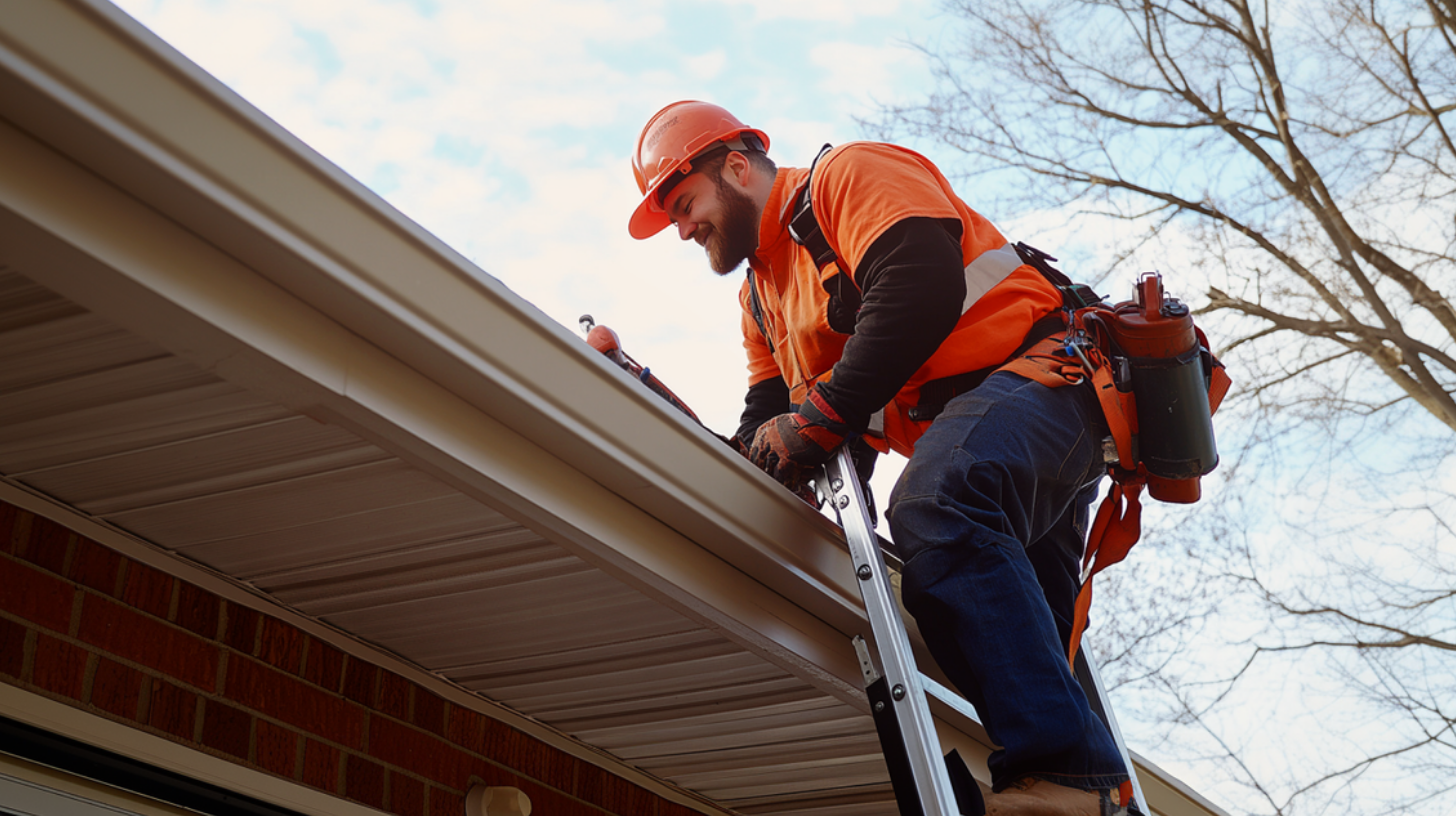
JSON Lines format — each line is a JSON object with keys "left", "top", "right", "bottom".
{"left": 752, "top": 167, "right": 809, "bottom": 270}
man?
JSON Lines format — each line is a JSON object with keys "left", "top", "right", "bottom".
{"left": 628, "top": 100, "right": 1130, "bottom": 816}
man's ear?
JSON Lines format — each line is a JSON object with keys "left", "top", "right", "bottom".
{"left": 722, "top": 150, "right": 752, "bottom": 188}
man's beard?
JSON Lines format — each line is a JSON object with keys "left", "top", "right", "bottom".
{"left": 706, "top": 176, "right": 760, "bottom": 276}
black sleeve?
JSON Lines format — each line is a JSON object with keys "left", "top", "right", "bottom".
{"left": 737, "top": 374, "right": 790, "bottom": 445}
{"left": 812, "top": 217, "right": 966, "bottom": 431}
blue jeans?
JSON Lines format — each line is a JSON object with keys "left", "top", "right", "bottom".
{"left": 886, "top": 371, "right": 1128, "bottom": 792}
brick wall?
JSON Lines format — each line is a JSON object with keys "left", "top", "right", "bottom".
{"left": 0, "top": 500, "right": 706, "bottom": 816}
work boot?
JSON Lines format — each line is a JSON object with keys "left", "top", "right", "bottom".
{"left": 983, "top": 778, "right": 1128, "bottom": 816}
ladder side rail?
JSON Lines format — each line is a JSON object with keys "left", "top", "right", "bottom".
{"left": 1075, "top": 647, "right": 1146, "bottom": 811}
{"left": 822, "top": 448, "right": 960, "bottom": 816}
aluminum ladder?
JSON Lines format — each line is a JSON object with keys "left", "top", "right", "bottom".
{"left": 817, "top": 447, "right": 1146, "bottom": 816}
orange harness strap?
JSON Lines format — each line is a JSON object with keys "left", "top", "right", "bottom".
{"left": 997, "top": 334, "right": 1086, "bottom": 389}
{"left": 1200, "top": 327, "right": 1233, "bottom": 415}
{"left": 1067, "top": 478, "right": 1143, "bottom": 665}
{"left": 1063, "top": 346, "right": 1145, "bottom": 665}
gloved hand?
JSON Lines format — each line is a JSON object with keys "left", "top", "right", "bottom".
{"left": 748, "top": 386, "right": 854, "bottom": 490}
{"left": 721, "top": 427, "right": 819, "bottom": 506}
{"left": 714, "top": 432, "right": 750, "bottom": 459}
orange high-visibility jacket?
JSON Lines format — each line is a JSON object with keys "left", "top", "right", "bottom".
{"left": 741, "top": 142, "right": 1062, "bottom": 456}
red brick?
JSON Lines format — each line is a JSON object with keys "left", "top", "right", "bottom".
{"left": 68, "top": 539, "right": 122, "bottom": 596}
{"left": 378, "top": 670, "right": 411, "bottom": 720}
{"left": 481, "top": 718, "right": 527, "bottom": 766}
{"left": 369, "top": 716, "right": 464, "bottom": 786}
{"left": 227, "top": 656, "right": 364, "bottom": 749}
{"left": 175, "top": 582, "right": 219, "bottom": 639}
{"left": 201, "top": 699, "right": 251, "bottom": 759}
{"left": 515, "top": 780, "right": 595, "bottom": 816}
{"left": 342, "top": 659, "right": 377, "bottom": 706}
{"left": 461, "top": 759, "right": 516, "bottom": 789}
{"left": 428, "top": 786, "right": 464, "bottom": 816}
{"left": 303, "top": 739, "right": 341, "bottom": 793}
{"left": 303, "top": 639, "right": 344, "bottom": 692}
{"left": 515, "top": 740, "right": 576, "bottom": 794}
{"left": 412, "top": 690, "right": 446, "bottom": 736}
{"left": 148, "top": 678, "right": 197, "bottom": 739}
{"left": 122, "top": 562, "right": 174, "bottom": 620}
{"left": 0, "top": 556, "right": 75, "bottom": 633}
{"left": 346, "top": 754, "right": 386, "bottom": 809}
{"left": 389, "top": 772, "right": 425, "bottom": 816}
{"left": 0, "top": 617, "right": 26, "bottom": 677}
{"left": 91, "top": 657, "right": 143, "bottom": 721}
{"left": 0, "top": 503, "right": 22, "bottom": 554}
{"left": 255, "top": 719, "right": 298, "bottom": 778}
{"left": 78, "top": 595, "right": 217, "bottom": 691}
{"left": 20, "top": 515, "right": 71, "bottom": 575}
{"left": 660, "top": 800, "right": 701, "bottom": 816}
{"left": 223, "top": 603, "right": 260, "bottom": 654}
{"left": 32, "top": 634, "right": 87, "bottom": 699}
{"left": 446, "top": 706, "right": 484, "bottom": 752}
{"left": 258, "top": 618, "right": 305, "bottom": 674}
{"left": 577, "top": 764, "right": 655, "bottom": 814}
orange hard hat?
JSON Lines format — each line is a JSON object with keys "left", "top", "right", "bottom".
{"left": 629, "top": 100, "right": 769, "bottom": 239}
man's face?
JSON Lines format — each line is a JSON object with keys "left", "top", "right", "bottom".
{"left": 662, "top": 160, "right": 760, "bottom": 276}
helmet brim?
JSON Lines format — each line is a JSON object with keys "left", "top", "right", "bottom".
{"left": 628, "top": 193, "right": 672, "bottom": 240}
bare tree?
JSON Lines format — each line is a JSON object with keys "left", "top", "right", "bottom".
{"left": 878, "top": 1, "right": 1456, "bottom": 813}
{"left": 885, "top": 0, "right": 1454, "bottom": 428}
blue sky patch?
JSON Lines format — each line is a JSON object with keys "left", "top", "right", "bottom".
{"left": 293, "top": 26, "right": 344, "bottom": 81}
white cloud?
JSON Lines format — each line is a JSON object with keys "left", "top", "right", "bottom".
{"left": 685, "top": 49, "right": 728, "bottom": 81}
{"left": 810, "top": 40, "right": 925, "bottom": 104}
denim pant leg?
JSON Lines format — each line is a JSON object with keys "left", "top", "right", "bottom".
{"left": 886, "top": 371, "right": 1128, "bottom": 792}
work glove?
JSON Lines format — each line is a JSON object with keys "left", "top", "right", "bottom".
{"left": 714, "top": 431, "right": 750, "bottom": 459}
{"left": 748, "top": 386, "right": 854, "bottom": 491}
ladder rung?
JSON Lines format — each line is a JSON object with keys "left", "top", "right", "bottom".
{"left": 920, "top": 673, "right": 981, "bottom": 725}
